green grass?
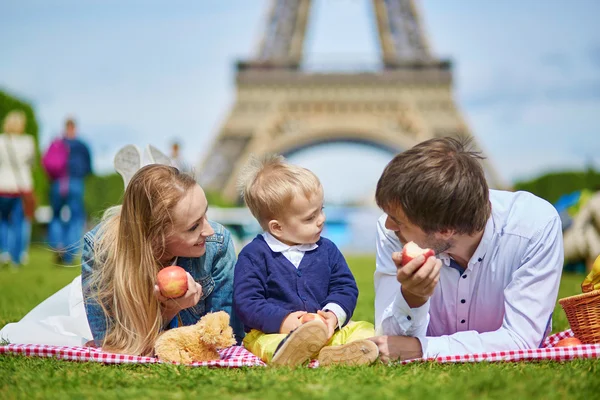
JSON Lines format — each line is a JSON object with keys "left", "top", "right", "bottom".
{"left": 1, "top": 247, "right": 599, "bottom": 400}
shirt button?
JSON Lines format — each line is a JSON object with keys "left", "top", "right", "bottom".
{"left": 297, "top": 270, "right": 302, "bottom": 277}
{"left": 461, "top": 299, "right": 466, "bottom": 304}
{"left": 462, "top": 274, "right": 467, "bottom": 279}
{"left": 407, "top": 316, "right": 412, "bottom": 321}
{"left": 461, "top": 319, "right": 466, "bottom": 324}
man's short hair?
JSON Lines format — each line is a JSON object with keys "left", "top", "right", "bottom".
{"left": 237, "top": 154, "right": 322, "bottom": 230}
{"left": 375, "top": 137, "right": 491, "bottom": 235}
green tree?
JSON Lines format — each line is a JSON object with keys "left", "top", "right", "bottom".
{"left": 84, "top": 173, "right": 125, "bottom": 224}
{"left": 514, "top": 169, "right": 600, "bottom": 204}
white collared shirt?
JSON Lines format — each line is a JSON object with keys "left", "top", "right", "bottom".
{"left": 374, "top": 190, "right": 564, "bottom": 358}
{"left": 262, "top": 232, "right": 347, "bottom": 327}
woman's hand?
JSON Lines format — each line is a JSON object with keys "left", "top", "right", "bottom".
{"left": 279, "top": 311, "right": 307, "bottom": 334}
{"left": 154, "top": 272, "right": 203, "bottom": 315}
{"left": 317, "top": 310, "right": 338, "bottom": 339}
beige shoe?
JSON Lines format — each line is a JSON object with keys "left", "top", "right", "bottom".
{"left": 317, "top": 339, "right": 379, "bottom": 366}
{"left": 270, "top": 320, "right": 329, "bottom": 367}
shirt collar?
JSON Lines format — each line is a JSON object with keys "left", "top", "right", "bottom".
{"left": 437, "top": 214, "right": 495, "bottom": 268}
{"left": 262, "top": 232, "right": 319, "bottom": 253}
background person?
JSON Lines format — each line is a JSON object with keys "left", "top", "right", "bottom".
{"left": 45, "top": 117, "right": 92, "bottom": 265}
{"left": 0, "top": 110, "right": 35, "bottom": 267}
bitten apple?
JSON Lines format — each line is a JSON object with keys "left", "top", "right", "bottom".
{"left": 554, "top": 337, "right": 583, "bottom": 347}
{"left": 400, "top": 241, "right": 435, "bottom": 267}
{"left": 300, "top": 312, "right": 327, "bottom": 324}
{"left": 157, "top": 266, "right": 188, "bottom": 298}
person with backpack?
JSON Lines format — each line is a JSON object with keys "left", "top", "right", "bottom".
{"left": 43, "top": 117, "right": 92, "bottom": 265}
{"left": 0, "top": 110, "right": 35, "bottom": 267}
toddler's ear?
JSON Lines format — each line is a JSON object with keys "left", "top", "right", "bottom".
{"left": 268, "top": 220, "right": 283, "bottom": 235}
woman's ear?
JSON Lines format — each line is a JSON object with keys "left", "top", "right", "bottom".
{"left": 268, "top": 219, "right": 283, "bottom": 236}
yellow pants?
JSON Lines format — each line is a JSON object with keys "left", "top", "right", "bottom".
{"left": 243, "top": 321, "right": 375, "bottom": 363}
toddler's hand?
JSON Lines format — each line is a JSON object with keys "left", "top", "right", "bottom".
{"left": 317, "top": 310, "right": 338, "bottom": 339}
{"left": 154, "top": 272, "right": 203, "bottom": 314}
{"left": 279, "top": 311, "right": 307, "bottom": 334}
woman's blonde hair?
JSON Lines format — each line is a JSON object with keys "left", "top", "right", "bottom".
{"left": 89, "top": 164, "right": 197, "bottom": 356}
{"left": 237, "top": 154, "right": 322, "bottom": 230}
{"left": 2, "top": 110, "right": 26, "bottom": 134}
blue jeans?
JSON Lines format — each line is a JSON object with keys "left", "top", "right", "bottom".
{"left": 48, "top": 178, "right": 86, "bottom": 263}
{"left": 0, "top": 196, "right": 24, "bottom": 264}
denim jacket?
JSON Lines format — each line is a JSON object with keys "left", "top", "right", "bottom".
{"left": 81, "top": 220, "right": 244, "bottom": 346}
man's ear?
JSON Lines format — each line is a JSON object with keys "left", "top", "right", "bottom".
{"left": 268, "top": 219, "right": 283, "bottom": 236}
{"left": 437, "top": 229, "right": 455, "bottom": 240}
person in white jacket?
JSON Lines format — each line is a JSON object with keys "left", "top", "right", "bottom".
{"left": 0, "top": 110, "right": 35, "bottom": 267}
{"left": 368, "top": 137, "right": 564, "bottom": 362}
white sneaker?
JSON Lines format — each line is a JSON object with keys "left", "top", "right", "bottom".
{"left": 145, "top": 144, "right": 172, "bottom": 166}
{"left": 114, "top": 144, "right": 142, "bottom": 188}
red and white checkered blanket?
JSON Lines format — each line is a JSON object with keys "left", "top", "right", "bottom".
{"left": 397, "top": 329, "right": 600, "bottom": 365}
{"left": 0, "top": 343, "right": 266, "bottom": 367}
{"left": 1, "top": 330, "right": 598, "bottom": 367}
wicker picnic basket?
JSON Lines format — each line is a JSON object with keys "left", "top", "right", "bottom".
{"left": 559, "top": 289, "right": 600, "bottom": 344}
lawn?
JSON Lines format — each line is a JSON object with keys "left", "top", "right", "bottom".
{"left": 1, "top": 246, "right": 599, "bottom": 400}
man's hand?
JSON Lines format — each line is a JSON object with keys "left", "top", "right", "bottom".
{"left": 392, "top": 252, "right": 441, "bottom": 307}
{"left": 317, "top": 310, "right": 338, "bottom": 338}
{"left": 279, "top": 311, "right": 307, "bottom": 334}
{"left": 154, "top": 272, "right": 203, "bottom": 314}
{"left": 368, "top": 336, "right": 423, "bottom": 363}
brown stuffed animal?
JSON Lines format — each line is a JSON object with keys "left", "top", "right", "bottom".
{"left": 154, "top": 311, "right": 236, "bottom": 364}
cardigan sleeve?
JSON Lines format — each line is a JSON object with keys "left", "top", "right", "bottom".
{"left": 233, "top": 251, "right": 293, "bottom": 334}
{"left": 321, "top": 241, "right": 358, "bottom": 326}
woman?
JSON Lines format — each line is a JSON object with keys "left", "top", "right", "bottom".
{"left": 0, "top": 110, "right": 35, "bottom": 267}
{"left": 1, "top": 164, "right": 244, "bottom": 355}
{"left": 84, "top": 164, "right": 243, "bottom": 355}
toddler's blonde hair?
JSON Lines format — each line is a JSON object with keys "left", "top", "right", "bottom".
{"left": 237, "top": 154, "right": 322, "bottom": 230}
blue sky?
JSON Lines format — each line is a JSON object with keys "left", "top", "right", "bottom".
{"left": 2, "top": 0, "right": 599, "bottom": 204}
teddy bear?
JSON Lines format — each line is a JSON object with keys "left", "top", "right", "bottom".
{"left": 154, "top": 311, "right": 236, "bottom": 364}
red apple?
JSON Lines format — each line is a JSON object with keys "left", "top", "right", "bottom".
{"left": 157, "top": 266, "right": 188, "bottom": 298}
{"left": 300, "top": 313, "right": 327, "bottom": 325}
{"left": 554, "top": 337, "right": 583, "bottom": 347}
{"left": 401, "top": 241, "right": 435, "bottom": 267}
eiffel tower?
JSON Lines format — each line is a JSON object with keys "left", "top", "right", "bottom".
{"left": 199, "top": 0, "right": 504, "bottom": 201}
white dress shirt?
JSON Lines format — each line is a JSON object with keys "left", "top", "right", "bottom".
{"left": 262, "top": 232, "right": 347, "bottom": 327}
{"left": 374, "top": 190, "right": 564, "bottom": 358}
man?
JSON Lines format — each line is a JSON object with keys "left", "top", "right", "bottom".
{"left": 47, "top": 117, "right": 92, "bottom": 265}
{"left": 369, "top": 137, "right": 564, "bottom": 362}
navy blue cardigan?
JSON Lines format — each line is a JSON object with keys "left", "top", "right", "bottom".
{"left": 233, "top": 235, "right": 358, "bottom": 334}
